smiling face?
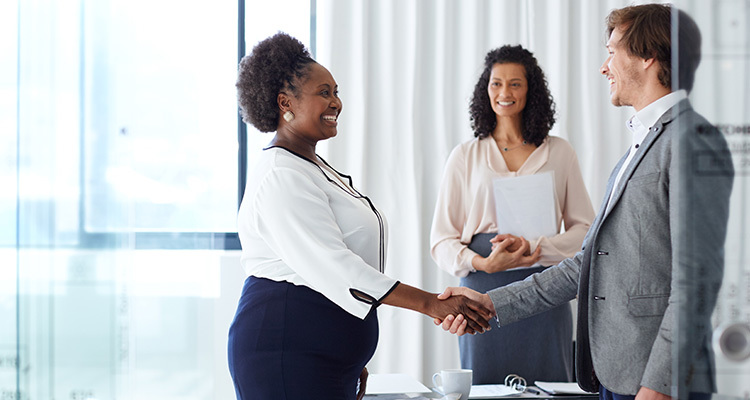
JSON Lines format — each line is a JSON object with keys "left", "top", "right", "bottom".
{"left": 288, "top": 62, "right": 342, "bottom": 142}
{"left": 487, "top": 63, "right": 528, "bottom": 119}
{"left": 600, "top": 26, "right": 645, "bottom": 108}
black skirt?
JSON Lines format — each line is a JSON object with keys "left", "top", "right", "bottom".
{"left": 228, "top": 276, "right": 379, "bottom": 399}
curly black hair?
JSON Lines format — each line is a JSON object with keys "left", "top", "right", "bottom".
{"left": 469, "top": 45, "right": 556, "bottom": 146}
{"left": 236, "top": 32, "right": 316, "bottom": 132}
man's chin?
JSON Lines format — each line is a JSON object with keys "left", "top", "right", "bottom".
{"left": 610, "top": 96, "right": 626, "bottom": 108}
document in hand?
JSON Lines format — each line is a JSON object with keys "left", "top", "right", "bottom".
{"left": 493, "top": 172, "right": 557, "bottom": 241}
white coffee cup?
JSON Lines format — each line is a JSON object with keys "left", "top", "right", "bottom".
{"left": 432, "top": 369, "right": 472, "bottom": 400}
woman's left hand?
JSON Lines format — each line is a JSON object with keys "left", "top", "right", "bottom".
{"left": 491, "top": 234, "right": 527, "bottom": 254}
{"left": 356, "top": 367, "right": 369, "bottom": 400}
{"left": 478, "top": 237, "right": 541, "bottom": 273}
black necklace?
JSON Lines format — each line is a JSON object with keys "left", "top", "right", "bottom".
{"left": 502, "top": 140, "right": 528, "bottom": 152}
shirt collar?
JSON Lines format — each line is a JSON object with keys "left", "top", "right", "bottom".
{"left": 628, "top": 90, "right": 688, "bottom": 132}
{"left": 625, "top": 90, "right": 687, "bottom": 147}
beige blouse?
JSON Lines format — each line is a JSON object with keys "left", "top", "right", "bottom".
{"left": 430, "top": 136, "right": 595, "bottom": 277}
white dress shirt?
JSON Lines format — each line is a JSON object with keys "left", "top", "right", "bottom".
{"left": 237, "top": 147, "right": 398, "bottom": 319}
{"left": 606, "top": 90, "right": 688, "bottom": 211}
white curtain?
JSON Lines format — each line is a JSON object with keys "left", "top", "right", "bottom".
{"left": 316, "top": 0, "right": 666, "bottom": 384}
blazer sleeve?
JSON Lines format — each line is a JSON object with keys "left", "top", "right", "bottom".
{"left": 488, "top": 250, "right": 582, "bottom": 325}
{"left": 430, "top": 146, "right": 478, "bottom": 277}
{"left": 252, "top": 166, "right": 398, "bottom": 320}
{"left": 532, "top": 145, "right": 595, "bottom": 265}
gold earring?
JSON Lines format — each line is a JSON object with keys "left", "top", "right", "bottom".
{"left": 283, "top": 111, "right": 294, "bottom": 122}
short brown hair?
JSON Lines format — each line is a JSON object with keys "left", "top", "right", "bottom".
{"left": 606, "top": 4, "right": 701, "bottom": 92}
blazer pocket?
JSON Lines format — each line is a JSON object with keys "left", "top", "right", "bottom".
{"left": 627, "top": 172, "right": 661, "bottom": 187}
{"left": 628, "top": 294, "right": 669, "bottom": 317}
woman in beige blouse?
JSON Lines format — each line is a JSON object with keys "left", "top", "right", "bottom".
{"left": 430, "top": 45, "right": 595, "bottom": 384}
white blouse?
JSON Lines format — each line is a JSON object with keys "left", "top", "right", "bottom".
{"left": 237, "top": 147, "right": 398, "bottom": 319}
{"left": 430, "top": 136, "right": 595, "bottom": 277}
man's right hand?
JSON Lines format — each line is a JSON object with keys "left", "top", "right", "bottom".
{"left": 425, "top": 293, "right": 494, "bottom": 335}
{"left": 433, "top": 287, "right": 495, "bottom": 336}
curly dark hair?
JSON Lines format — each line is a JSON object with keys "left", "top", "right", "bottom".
{"left": 236, "top": 32, "right": 316, "bottom": 132}
{"left": 469, "top": 45, "right": 555, "bottom": 146}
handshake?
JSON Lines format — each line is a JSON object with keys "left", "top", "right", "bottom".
{"left": 414, "top": 234, "right": 535, "bottom": 335}
{"left": 431, "top": 287, "right": 495, "bottom": 336}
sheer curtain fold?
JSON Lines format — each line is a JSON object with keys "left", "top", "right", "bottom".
{"left": 318, "top": 0, "right": 637, "bottom": 383}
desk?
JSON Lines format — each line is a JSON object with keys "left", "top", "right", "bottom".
{"left": 365, "top": 392, "right": 596, "bottom": 400}
{"left": 363, "top": 374, "right": 598, "bottom": 400}
{"left": 365, "top": 386, "right": 598, "bottom": 400}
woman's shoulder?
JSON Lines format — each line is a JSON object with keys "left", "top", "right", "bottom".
{"left": 545, "top": 135, "right": 573, "bottom": 149}
{"left": 450, "top": 136, "right": 488, "bottom": 155}
{"left": 257, "top": 147, "right": 324, "bottom": 175}
{"left": 544, "top": 135, "right": 577, "bottom": 157}
{"left": 444, "top": 137, "right": 486, "bottom": 165}
{"left": 249, "top": 148, "right": 320, "bottom": 191}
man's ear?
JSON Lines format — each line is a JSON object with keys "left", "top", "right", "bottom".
{"left": 277, "top": 92, "right": 292, "bottom": 113}
{"left": 642, "top": 57, "right": 656, "bottom": 71}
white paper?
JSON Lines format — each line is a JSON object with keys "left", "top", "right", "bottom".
{"left": 365, "top": 373, "right": 431, "bottom": 395}
{"left": 534, "top": 381, "right": 593, "bottom": 395}
{"left": 493, "top": 172, "right": 557, "bottom": 241}
{"left": 468, "top": 384, "right": 523, "bottom": 398}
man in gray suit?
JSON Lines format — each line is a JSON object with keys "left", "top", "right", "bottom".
{"left": 437, "top": 4, "right": 733, "bottom": 400}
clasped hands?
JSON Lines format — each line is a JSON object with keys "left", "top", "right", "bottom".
{"left": 473, "top": 234, "right": 541, "bottom": 273}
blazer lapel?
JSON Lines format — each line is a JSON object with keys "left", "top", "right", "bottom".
{"left": 601, "top": 100, "right": 691, "bottom": 220}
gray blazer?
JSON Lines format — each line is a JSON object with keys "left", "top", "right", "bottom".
{"left": 488, "top": 100, "right": 733, "bottom": 397}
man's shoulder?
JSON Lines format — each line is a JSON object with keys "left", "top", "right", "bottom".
{"left": 660, "top": 99, "right": 709, "bottom": 129}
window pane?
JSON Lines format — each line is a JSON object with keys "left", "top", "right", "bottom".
{"left": 84, "top": 0, "right": 239, "bottom": 233}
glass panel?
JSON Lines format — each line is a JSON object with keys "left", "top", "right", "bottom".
{"left": 11, "top": 1, "right": 315, "bottom": 399}
{"left": 14, "top": 2, "right": 128, "bottom": 398}
{"left": 0, "top": 0, "right": 18, "bottom": 398}
{"left": 678, "top": 1, "right": 750, "bottom": 397}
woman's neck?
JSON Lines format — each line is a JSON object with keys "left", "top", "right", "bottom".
{"left": 491, "top": 116, "right": 524, "bottom": 145}
{"left": 268, "top": 133, "right": 317, "bottom": 161}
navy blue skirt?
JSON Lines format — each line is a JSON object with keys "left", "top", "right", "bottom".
{"left": 459, "top": 233, "right": 573, "bottom": 384}
{"left": 228, "top": 276, "right": 379, "bottom": 400}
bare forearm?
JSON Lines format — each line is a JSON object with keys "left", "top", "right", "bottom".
{"left": 380, "top": 282, "right": 433, "bottom": 315}
{"left": 471, "top": 255, "right": 486, "bottom": 272}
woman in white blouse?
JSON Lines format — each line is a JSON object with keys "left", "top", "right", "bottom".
{"left": 430, "top": 45, "right": 595, "bottom": 384}
{"left": 227, "top": 33, "right": 493, "bottom": 400}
